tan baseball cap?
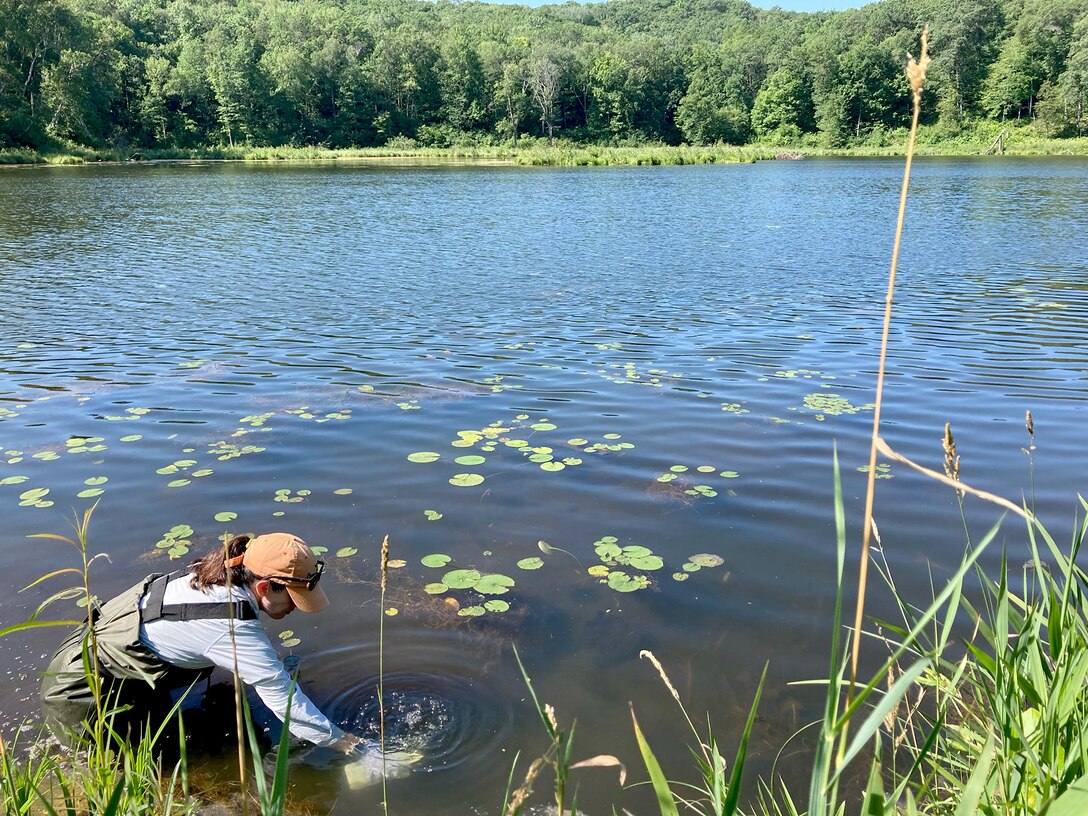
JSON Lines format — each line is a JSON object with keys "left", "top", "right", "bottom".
{"left": 238, "top": 533, "right": 329, "bottom": 613}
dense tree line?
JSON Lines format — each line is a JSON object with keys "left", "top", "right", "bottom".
{"left": 1, "top": 0, "right": 1086, "bottom": 151}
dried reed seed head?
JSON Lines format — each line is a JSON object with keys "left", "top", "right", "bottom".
{"left": 544, "top": 703, "right": 558, "bottom": 732}
{"left": 1026, "top": 409, "right": 1035, "bottom": 438}
{"left": 379, "top": 535, "right": 390, "bottom": 592}
{"left": 639, "top": 649, "right": 682, "bottom": 704}
{"left": 505, "top": 757, "right": 544, "bottom": 816}
{"left": 907, "top": 27, "right": 931, "bottom": 102}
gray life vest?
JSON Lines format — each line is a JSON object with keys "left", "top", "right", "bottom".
{"left": 40, "top": 571, "right": 258, "bottom": 742}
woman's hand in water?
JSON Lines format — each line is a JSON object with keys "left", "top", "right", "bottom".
{"left": 331, "top": 733, "right": 364, "bottom": 754}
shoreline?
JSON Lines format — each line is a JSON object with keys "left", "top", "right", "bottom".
{"left": 4, "top": 131, "right": 1088, "bottom": 168}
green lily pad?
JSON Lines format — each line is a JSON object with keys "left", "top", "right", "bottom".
{"left": 407, "top": 451, "right": 441, "bottom": 463}
{"left": 517, "top": 557, "right": 544, "bottom": 570}
{"left": 484, "top": 599, "right": 510, "bottom": 613}
{"left": 77, "top": 488, "right": 105, "bottom": 498}
{"left": 19, "top": 487, "right": 49, "bottom": 502}
{"left": 423, "top": 510, "right": 443, "bottom": 521}
{"left": 720, "top": 471, "right": 739, "bottom": 478}
{"left": 191, "top": 469, "right": 214, "bottom": 477}
{"left": 120, "top": 435, "right": 143, "bottom": 442}
{"left": 562, "top": 457, "right": 583, "bottom": 466}
{"left": 424, "top": 583, "right": 448, "bottom": 594}
{"left": 454, "top": 455, "right": 486, "bottom": 466}
{"left": 310, "top": 546, "right": 327, "bottom": 555}
{"left": 540, "top": 462, "right": 565, "bottom": 472}
{"left": 421, "top": 554, "right": 451, "bottom": 568}
{"left": 443, "top": 569, "right": 481, "bottom": 589}
{"left": 607, "top": 572, "right": 649, "bottom": 592}
{"left": 621, "top": 545, "right": 653, "bottom": 558}
{"left": 281, "top": 638, "right": 301, "bottom": 648}
{"left": 156, "top": 465, "right": 178, "bottom": 475}
{"left": 670, "top": 465, "right": 688, "bottom": 473}
{"left": 84, "top": 476, "right": 108, "bottom": 486}
{"left": 656, "top": 473, "right": 677, "bottom": 483}
{"left": 627, "top": 554, "right": 664, "bottom": 570}
{"left": 528, "top": 453, "right": 553, "bottom": 463}
{"left": 672, "top": 572, "right": 690, "bottom": 582}
{"left": 682, "top": 562, "right": 701, "bottom": 572}
{"left": 167, "top": 479, "right": 191, "bottom": 488}
{"left": 333, "top": 488, "right": 353, "bottom": 495}
{"left": 335, "top": 547, "right": 358, "bottom": 557}
{"left": 0, "top": 475, "right": 29, "bottom": 486}
{"left": 457, "top": 606, "right": 485, "bottom": 617}
{"left": 214, "top": 512, "right": 237, "bottom": 523}
{"left": 689, "top": 553, "right": 724, "bottom": 568}
{"left": 474, "top": 574, "right": 515, "bottom": 594}
{"left": 449, "top": 473, "right": 485, "bottom": 487}
{"left": 588, "top": 564, "right": 610, "bottom": 577}
{"left": 529, "top": 422, "right": 556, "bottom": 431}
{"left": 603, "top": 433, "right": 622, "bottom": 440}
{"left": 32, "top": 451, "right": 61, "bottom": 461}
{"left": 595, "top": 541, "right": 622, "bottom": 560}
{"left": 697, "top": 465, "right": 716, "bottom": 473}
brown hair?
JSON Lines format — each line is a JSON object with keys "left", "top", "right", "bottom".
{"left": 189, "top": 534, "right": 258, "bottom": 592}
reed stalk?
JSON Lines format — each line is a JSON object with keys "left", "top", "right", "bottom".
{"left": 846, "top": 26, "right": 930, "bottom": 715}
{"left": 379, "top": 534, "right": 390, "bottom": 813}
{"left": 223, "top": 536, "right": 249, "bottom": 816}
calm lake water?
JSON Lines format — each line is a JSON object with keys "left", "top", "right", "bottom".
{"left": 1, "top": 157, "right": 1086, "bottom": 812}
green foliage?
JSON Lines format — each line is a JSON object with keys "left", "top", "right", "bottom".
{"left": 4, "top": 0, "right": 1087, "bottom": 156}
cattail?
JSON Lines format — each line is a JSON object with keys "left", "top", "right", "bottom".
{"left": 943, "top": 423, "right": 963, "bottom": 497}
{"left": 379, "top": 535, "right": 390, "bottom": 593}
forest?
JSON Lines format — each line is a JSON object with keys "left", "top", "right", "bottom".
{"left": 1, "top": 0, "right": 1086, "bottom": 153}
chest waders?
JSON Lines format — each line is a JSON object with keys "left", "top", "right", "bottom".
{"left": 39, "top": 571, "right": 258, "bottom": 744}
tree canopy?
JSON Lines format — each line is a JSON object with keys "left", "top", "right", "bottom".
{"left": 1, "top": 0, "right": 1086, "bottom": 151}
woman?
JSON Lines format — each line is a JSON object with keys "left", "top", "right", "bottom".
{"left": 41, "top": 532, "right": 360, "bottom": 753}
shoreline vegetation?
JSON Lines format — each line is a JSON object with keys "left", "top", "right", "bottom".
{"left": 5, "top": 127, "right": 1088, "bottom": 169}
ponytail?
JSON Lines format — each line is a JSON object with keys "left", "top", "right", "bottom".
{"left": 189, "top": 534, "right": 256, "bottom": 591}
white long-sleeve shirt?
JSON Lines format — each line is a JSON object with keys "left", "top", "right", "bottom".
{"left": 138, "top": 574, "right": 345, "bottom": 748}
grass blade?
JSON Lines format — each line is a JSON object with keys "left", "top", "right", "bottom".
{"left": 630, "top": 704, "right": 680, "bottom": 816}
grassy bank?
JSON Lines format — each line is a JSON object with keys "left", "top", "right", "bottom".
{"left": 5, "top": 121, "right": 1087, "bottom": 168}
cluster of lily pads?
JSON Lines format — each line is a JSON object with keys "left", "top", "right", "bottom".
{"left": 655, "top": 464, "right": 738, "bottom": 498}
{"left": 155, "top": 524, "right": 193, "bottom": 559}
{"left": 858, "top": 462, "right": 893, "bottom": 480}
{"left": 101, "top": 407, "right": 152, "bottom": 422}
{"left": 207, "top": 440, "right": 266, "bottom": 461}
{"left": 801, "top": 392, "right": 875, "bottom": 420}
{"left": 156, "top": 458, "right": 213, "bottom": 488}
{"left": 0, "top": 406, "right": 20, "bottom": 420}
{"left": 586, "top": 536, "right": 725, "bottom": 591}
{"left": 285, "top": 406, "right": 352, "bottom": 422}
{"left": 419, "top": 553, "right": 517, "bottom": 617}
{"left": 589, "top": 361, "right": 685, "bottom": 389}
{"left": 273, "top": 489, "right": 310, "bottom": 503}
{"left": 407, "top": 415, "right": 638, "bottom": 488}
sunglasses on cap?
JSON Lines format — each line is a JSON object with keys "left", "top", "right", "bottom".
{"left": 265, "top": 560, "right": 324, "bottom": 591}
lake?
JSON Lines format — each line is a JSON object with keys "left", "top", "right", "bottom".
{"left": 1, "top": 157, "right": 1086, "bottom": 813}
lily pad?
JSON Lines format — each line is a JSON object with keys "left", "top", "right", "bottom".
{"left": 517, "top": 557, "right": 544, "bottom": 570}
{"left": 120, "top": 435, "right": 143, "bottom": 442}
{"left": 540, "top": 461, "right": 565, "bottom": 472}
{"left": 84, "top": 476, "right": 108, "bottom": 486}
{"left": 474, "top": 574, "right": 515, "bottom": 594}
{"left": 191, "top": 469, "right": 214, "bottom": 477}
{"left": 720, "top": 471, "right": 739, "bottom": 478}
{"left": 696, "top": 465, "right": 716, "bottom": 473}
{"left": 449, "top": 473, "right": 485, "bottom": 487}
{"left": 167, "top": 479, "right": 191, "bottom": 488}
{"left": 281, "top": 638, "right": 301, "bottom": 648}
{"left": 457, "top": 606, "right": 485, "bottom": 617}
{"left": 423, "top": 510, "right": 443, "bottom": 521}
{"left": 484, "top": 599, "right": 510, "bottom": 613}
{"left": 606, "top": 572, "right": 649, "bottom": 592}
{"left": 587, "top": 564, "right": 610, "bottom": 577}
{"left": 672, "top": 572, "right": 690, "bottom": 582}
{"left": 421, "top": 554, "right": 451, "bottom": 568}
{"left": 384, "top": 608, "right": 398, "bottom": 616}
{"left": 0, "top": 476, "right": 29, "bottom": 486}
{"left": 77, "top": 488, "right": 105, "bottom": 498}
{"left": 530, "top": 422, "right": 557, "bottom": 431}
{"left": 443, "top": 569, "right": 481, "bottom": 589}
{"left": 567, "top": 438, "right": 588, "bottom": 446}
{"left": 603, "top": 433, "right": 622, "bottom": 440}
{"left": 333, "top": 488, "right": 353, "bottom": 495}
{"left": 19, "top": 487, "right": 49, "bottom": 502}
{"left": 670, "top": 465, "right": 688, "bottom": 473}
{"left": 335, "top": 547, "right": 358, "bottom": 557}
{"left": 424, "top": 583, "right": 448, "bottom": 594}
{"left": 454, "top": 455, "right": 486, "bottom": 466}
{"left": 690, "top": 553, "right": 724, "bottom": 568}
{"left": 214, "top": 512, "right": 238, "bottom": 523}
{"left": 407, "top": 451, "right": 441, "bottom": 463}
